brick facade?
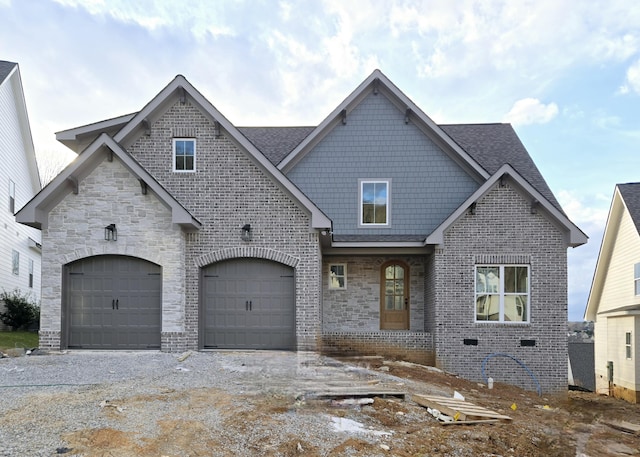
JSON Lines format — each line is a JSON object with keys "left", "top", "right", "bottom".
{"left": 127, "top": 100, "right": 321, "bottom": 351}
{"left": 433, "top": 182, "right": 569, "bottom": 393}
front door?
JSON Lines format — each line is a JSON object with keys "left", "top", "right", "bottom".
{"left": 380, "top": 261, "right": 409, "bottom": 330}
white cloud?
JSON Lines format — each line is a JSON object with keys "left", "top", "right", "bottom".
{"left": 622, "top": 58, "right": 640, "bottom": 94}
{"left": 503, "top": 98, "right": 558, "bottom": 126}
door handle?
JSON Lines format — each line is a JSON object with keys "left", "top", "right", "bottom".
{"left": 249, "top": 300, "right": 252, "bottom": 311}
{"left": 246, "top": 300, "right": 249, "bottom": 311}
{"left": 116, "top": 299, "right": 119, "bottom": 310}
{"left": 112, "top": 299, "right": 115, "bottom": 310}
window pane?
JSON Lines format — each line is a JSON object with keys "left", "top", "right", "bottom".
{"left": 476, "top": 295, "right": 499, "bottom": 320}
{"left": 636, "top": 279, "right": 640, "bottom": 296}
{"left": 394, "top": 265, "right": 404, "bottom": 279}
{"left": 362, "top": 204, "right": 374, "bottom": 223}
{"left": 504, "top": 295, "right": 527, "bottom": 321}
{"left": 385, "top": 280, "right": 394, "bottom": 295}
{"left": 635, "top": 263, "right": 640, "bottom": 279}
{"left": 626, "top": 332, "right": 632, "bottom": 345}
{"left": 394, "top": 295, "right": 403, "bottom": 310}
{"left": 185, "top": 156, "right": 194, "bottom": 170}
{"left": 362, "top": 183, "right": 375, "bottom": 204}
{"left": 385, "top": 295, "right": 393, "bottom": 310}
{"left": 505, "top": 267, "right": 528, "bottom": 293}
{"left": 476, "top": 267, "right": 499, "bottom": 293}
{"left": 374, "top": 205, "right": 387, "bottom": 223}
{"left": 184, "top": 141, "right": 194, "bottom": 155}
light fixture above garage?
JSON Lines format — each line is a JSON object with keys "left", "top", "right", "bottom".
{"left": 241, "top": 224, "right": 252, "bottom": 241}
{"left": 104, "top": 223, "right": 117, "bottom": 241}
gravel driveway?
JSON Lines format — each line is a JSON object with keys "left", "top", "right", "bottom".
{"left": 0, "top": 350, "right": 407, "bottom": 456}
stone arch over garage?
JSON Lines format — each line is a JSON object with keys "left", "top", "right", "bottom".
{"left": 195, "top": 246, "right": 300, "bottom": 269}
{"left": 60, "top": 245, "right": 163, "bottom": 267}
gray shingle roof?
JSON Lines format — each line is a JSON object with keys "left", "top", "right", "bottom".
{"left": 440, "top": 123, "right": 562, "bottom": 211}
{"left": 617, "top": 183, "right": 640, "bottom": 233}
{"left": 239, "top": 122, "right": 562, "bottom": 213}
{"left": 238, "top": 126, "right": 315, "bottom": 165}
{"left": 0, "top": 60, "right": 17, "bottom": 84}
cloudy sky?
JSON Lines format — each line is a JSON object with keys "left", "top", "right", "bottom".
{"left": 3, "top": 0, "right": 640, "bottom": 321}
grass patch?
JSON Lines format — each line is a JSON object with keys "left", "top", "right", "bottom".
{"left": 0, "top": 331, "right": 38, "bottom": 350}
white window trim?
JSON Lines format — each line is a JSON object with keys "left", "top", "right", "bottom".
{"left": 12, "top": 250, "right": 19, "bottom": 276}
{"left": 173, "top": 138, "right": 196, "bottom": 172}
{"left": 329, "top": 264, "right": 347, "bottom": 290}
{"left": 358, "top": 179, "right": 390, "bottom": 226}
{"left": 474, "top": 264, "right": 530, "bottom": 324}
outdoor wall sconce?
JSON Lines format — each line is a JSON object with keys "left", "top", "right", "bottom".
{"left": 241, "top": 224, "right": 252, "bottom": 241}
{"left": 104, "top": 224, "right": 117, "bottom": 241}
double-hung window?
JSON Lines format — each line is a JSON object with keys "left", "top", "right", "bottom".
{"left": 173, "top": 138, "right": 196, "bottom": 172}
{"left": 475, "top": 265, "right": 529, "bottom": 323}
{"left": 360, "top": 180, "right": 389, "bottom": 225}
{"left": 329, "top": 264, "right": 347, "bottom": 289}
{"left": 626, "top": 332, "right": 633, "bottom": 360}
{"left": 634, "top": 263, "right": 640, "bottom": 295}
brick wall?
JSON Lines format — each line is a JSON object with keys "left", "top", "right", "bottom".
{"left": 434, "top": 182, "right": 569, "bottom": 393}
{"left": 128, "top": 100, "right": 322, "bottom": 351}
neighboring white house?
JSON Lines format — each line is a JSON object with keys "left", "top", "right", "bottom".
{"left": 0, "top": 60, "right": 42, "bottom": 325}
{"left": 585, "top": 183, "right": 640, "bottom": 403}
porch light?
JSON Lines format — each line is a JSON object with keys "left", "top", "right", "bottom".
{"left": 104, "top": 224, "right": 117, "bottom": 241}
{"left": 241, "top": 224, "right": 252, "bottom": 241}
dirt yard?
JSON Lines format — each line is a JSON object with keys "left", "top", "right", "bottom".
{"left": 2, "top": 352, "right": 639, "bottom": 456}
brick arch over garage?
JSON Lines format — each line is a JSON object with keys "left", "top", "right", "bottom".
{"left": 195, "top": 247, "right": 300, "bottom": 269}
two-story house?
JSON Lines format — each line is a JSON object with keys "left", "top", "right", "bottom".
{"left": 585, "top": 183, "right": 640, "bottom": 403}
{"left": 0, "top": 61, "right": 41, "bottom": 328}
{"left": 16, "top": 70, "right": 586, "bottom": 392}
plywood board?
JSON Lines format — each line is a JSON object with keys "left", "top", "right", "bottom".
{"left": 413, "top": 394, "right": 512, "bottom": 422}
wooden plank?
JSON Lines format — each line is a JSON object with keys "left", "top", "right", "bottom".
{"left": 440, "top": 419, "right": 501, "bottom": 426}
{"left": 603, "top": 420, "right": 640, "bottom": 435}
{"left": 413, "top": 394, "right": 512, "bottom": 422}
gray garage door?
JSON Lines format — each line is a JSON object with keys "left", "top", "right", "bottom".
{"left": 65, "top": 255, "right": 162, "bottom": 349}
{"left": 202, "top": 258, "right": 295, "bottom": 350}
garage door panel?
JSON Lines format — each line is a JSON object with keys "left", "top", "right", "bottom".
{"left": 66, "top": 255, "right": 161, "bottom": 350}
{"left": 203, "top": 258, "right": 295, "bottom": 350}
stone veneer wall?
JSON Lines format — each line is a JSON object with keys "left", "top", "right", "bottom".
{"left": 433, "top": 182, "right": 569, "bottom": 393}
{"left": 40, "top": 157, "right": 185, "bottom": 350}
{"left": 321, "top": 255, "right": 433, "bottom": 363}
{"left": 128, "top": 99, "right": 322, "bottom": 351}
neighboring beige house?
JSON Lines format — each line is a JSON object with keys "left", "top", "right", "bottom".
{"left": 0, "top": 60, "right": 41, "bottom": 328}
{"left": 585, "top": 183, "right": 640, "bottom": 403}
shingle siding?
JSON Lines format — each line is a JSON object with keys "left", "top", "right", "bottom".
{"left": 433, "top": 182, "right": 568, "bottom": 393}
{"left": 286, "top": 93, "right": 478, "bottom": 236}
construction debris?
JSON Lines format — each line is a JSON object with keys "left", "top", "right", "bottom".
{"left": 413, "top": 394, "right": 512, "bottom": 425}
{"left": 602, "top": 420, "right": 640, "bottom": 435}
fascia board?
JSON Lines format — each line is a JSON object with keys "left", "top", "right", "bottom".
{"left": 330, "top": 241, "right": 426, "bottom": 249}
{"left": 56, "top": 113, "right": 136, "bottom": 151}
{"left": 426, "top": 164, "right": 588, "bottom": 247}
{"left": 584, "top": 188, "right": 623, "bottom": 321}
{"left": 114, "top": 75, "right": 331, "bottom": 230}
{"left": 9, "top": 67, "right": 40, "bottom": 191}
{"left": 278, "top": 69, "right": 490, "bottom": 182}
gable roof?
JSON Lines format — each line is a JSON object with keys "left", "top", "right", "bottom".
{"left": 53, "top": 75, "right": 332, "bottom": 230}
{"left": 425, "top": 163, "right": 587, "bottom": 248}
{"left": 440, "top": 124, "right": 563, "bottom": 212}
{"left": 15, "top": 133, "right": 202, "bottom": 231}
{"left": 585, "top": 183, "right": 640, "bottom": 320}
{"left": 0, "top": 60, "right": 40, "bottom": 194}
{"left": 278, "top": 69, "right": 490, "bottom": 183}
{"left": 0, "top": 60, "right": 16, "bottom": 84}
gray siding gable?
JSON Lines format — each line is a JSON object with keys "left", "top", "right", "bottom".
{"left": 285, "top": 92, "right": 479, "bottom": 236}
{"left": 617, "top": 182, "right": 640, "bottom": 234}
